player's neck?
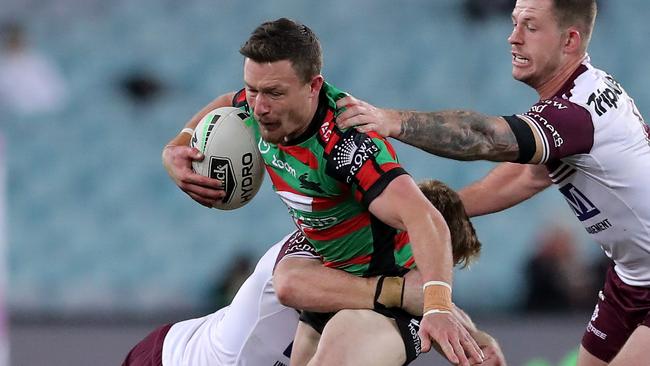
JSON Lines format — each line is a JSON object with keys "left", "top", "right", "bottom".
{"left": 536, "top": 54, "right": 585, "bottom": 100}
{"left": 282, "top": 93, "right": 323, "bottom": 144}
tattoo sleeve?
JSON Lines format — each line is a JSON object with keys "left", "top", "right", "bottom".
{"left": 397, "top": 110, "right": 520, "bottom": 162}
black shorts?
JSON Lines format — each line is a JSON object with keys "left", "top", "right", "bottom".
{"left": 300, "top": 308, "right": 422, "bottom": 365}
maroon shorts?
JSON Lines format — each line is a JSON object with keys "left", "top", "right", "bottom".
{"left": 122, "top": 323, "right": 173, "bottom": 366}
{"left": 581, "top": 265, "right": 650, "bottom": 362}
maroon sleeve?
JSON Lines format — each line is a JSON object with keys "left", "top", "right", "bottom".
{"left": 512, "top": 97, "right": 595, "bottom": 163}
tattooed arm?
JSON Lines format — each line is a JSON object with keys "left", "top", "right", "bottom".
{"left": 336, "top": 96, "right": 520, "bottom": 162}
{"left": 394, "top": 110, "right": 518, "bottom": 162}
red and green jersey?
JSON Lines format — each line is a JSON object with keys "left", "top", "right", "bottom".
{"left": 233, "top": 82, "right": 414, "bottom": 276}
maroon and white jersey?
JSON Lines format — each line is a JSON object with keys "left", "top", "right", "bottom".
{"left": 162, "top": 231, "right": 319, "bottom": 366}
{"left": 505, "top": 56, "right": 650, "bottom": 287}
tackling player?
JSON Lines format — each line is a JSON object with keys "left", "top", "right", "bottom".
{"left": 123, "top": 182, "right": 505, "bottom": 365}
{"left": 335, "top": 1, "right": 650, "bottom": 365}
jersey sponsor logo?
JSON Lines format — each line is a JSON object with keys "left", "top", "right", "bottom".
{"left": 283, "top": 231, "right": 318, "bottom": 256}
{"left": 209, "top": 157, "right": 235, "bottom": 203}
{"left": 530, "top": 100, "right": 568, "bottom": 114}
{"left": 586, "top": 75, "right": 624, "bottom": 116}
{"left": 527, "top": 113, "right": 564, "bottom": 147}
{"left": 292, "top": 210, "right": 338, "bottom": 229}
{"left": 332, "top": 135, "right": 379, "bottom": 183}
{"left": 258, "top": 137, "right": 271, "bottom": 154}
{"left": 319, "top": 120, "right": 334, "bottom": 142}
{"left": 282, "top": 341, "right": 293, "bottom": 358}
{"left": 586, "top": 304, "right": 607, "bottom": 340}
{"left": 585, "top": 218, "right": 612, "bottom": 235}
{"left": 559, "top": 183, "right": 601, "bottom": 221}
{"left": 298, "top": 173, "right": 324, "bottom": 193}
{"left": 271, "top": 154, "right": 297, "bottom": 177}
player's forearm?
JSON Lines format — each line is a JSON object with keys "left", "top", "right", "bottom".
{"left": 459, "top": 163, "right": 551, "bottom": 217}
{"left": 274, "top": 258, "right": 375, "bottom": 312}
{"left": 393, "top": 110, "right": 519, "bottom": 162}
{"left": 166, "top": 92, "right": 236, "bottom": 147}
{"left": 407, "top": 207, "right": 453, "bottom": 286}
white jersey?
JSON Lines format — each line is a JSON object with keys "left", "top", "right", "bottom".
{"left": 509, "top": 56, "right": 650, "bottom": 287}
{"left": 162, "top": 231, "right": 319, "bottom": 365}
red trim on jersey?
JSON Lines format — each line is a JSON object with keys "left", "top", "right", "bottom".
{"left": 266, "top": 167, "right": 301, "bottom": 194}
{"left": 267, "top": 165, "right": 347, "bottom": 211}
{"left": 303, "top": 212, "right": 371, "bottom": 241}
{"left": 356, "top": 161, "right": 383, "bottom": 191}
{"left": 323, "top": 253, "right": 372, "bottom": 268}
{"left": 278, "top": 145, "right": 319, "bottom": 169}
{"left": 356, "top": 162, "right": 401, "bottom": 192}
{"left": 381, "top": 138, "right": 398, "bottom": 160}
{"left": 354, "top": 190, "right": 363, "bottom": 202}
{"left": 312, "top": 194, "right": 348, "bottom": 211}
{"left": 324, "top": 130, "right": 341, "bottom": 154}
{"left": 403, "top": 256, "right": 415, "bottom": 268}
{"left": 234, "top": 89, "right": 247, "bottom": 106}
{"left": 394, "top": 231, "right": 410, "bottom": 251}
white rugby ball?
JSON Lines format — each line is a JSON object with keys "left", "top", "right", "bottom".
{"left": 190, "top": 106, "right": 264, "bottom": 210}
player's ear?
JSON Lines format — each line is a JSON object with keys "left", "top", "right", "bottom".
{"left": 309, "top": 74, "right": 324, "bottom": 96}
{"left": 564, "top": 27, "right": 582, "bottom": 54}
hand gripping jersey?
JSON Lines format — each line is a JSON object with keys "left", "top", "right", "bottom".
{"left": 505, "top": 56, "right": 650, "bottom": 287}
{"left": 161, "top": 231, "right": 319, "bottom": 366}
{"left": 233, "top": 82, "right": 415, "bottom": 276}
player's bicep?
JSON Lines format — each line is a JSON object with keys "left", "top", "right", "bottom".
{"left": 368, "top": 174, "right": 426, "bottom": 230}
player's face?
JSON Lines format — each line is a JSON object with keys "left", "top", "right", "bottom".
{"left": 244, "top": 58, "right": 322, "bottom": 144}
{"left": 508, "top": 0, "right": 566, "bottom": 89}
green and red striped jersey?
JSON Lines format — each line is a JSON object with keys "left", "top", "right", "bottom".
{"left": 233, "top": 82, "right": 415, "bottom": 276}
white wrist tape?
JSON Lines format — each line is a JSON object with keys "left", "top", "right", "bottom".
{"left": 180, "top": 128, "right": 194, "bottom": 136}
{"left": 423, "top": 309, "right": 452, "bottom": 317}
{"left": 422, "top": 280, "right": 452, "bottom": 292}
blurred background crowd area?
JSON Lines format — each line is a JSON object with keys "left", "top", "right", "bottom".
{"left": 1, "top": 0, "right": 648, "bottom": 329}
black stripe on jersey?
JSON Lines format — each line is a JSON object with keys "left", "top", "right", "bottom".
{"left": 232, "top": 89, "right": 249, "bottom": 110}
{"left": 362, "top": 167, "right": 408, "bottom": 208}
{"left": 365, "top": 215, "right": 399, "bottom": 277}
{"left": 549, "top": 163, "right": 571, "bottom": 180}
{"left": 550, "top": 164, "right": 576, "bottom": 184}
{"left": 554, "top": 168, "right": 576, "bottom": 184}
{"left": 503, "top": 115, "right": 536, "bottom": 163}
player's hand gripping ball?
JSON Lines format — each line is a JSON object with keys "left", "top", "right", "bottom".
{"left": 190, "top": 107, "right": 264, "bottom": 210}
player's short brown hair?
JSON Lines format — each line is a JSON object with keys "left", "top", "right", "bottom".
{"left": 418, "top": 180, "right": 481, "bottom": 268}
{"left": 551, "top": 0, "right": 597, "bottom": 50}
{"left": 239, "top": 18, "right": 322, "bottom": 84}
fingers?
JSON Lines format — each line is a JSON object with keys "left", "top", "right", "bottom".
{"left": 186, "top": 185, "right": 226, "bottom": 207}
{"left": 420, "top": 314, "right": 486, "bottom": 365}
{"left": 336, "top": 96, "right": 369, "bottom": 129}
{"left": 460, "top": 334, "right": 485, "bottom": 364}
{"left": 418, "top": 328, "right": 432, "bottom": 353}
{"left": 436, "top": 339, "right": 460, "bottom": 365}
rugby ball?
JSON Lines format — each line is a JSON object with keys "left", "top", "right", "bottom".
{"left": 190, "top": 107, "right": 264, "bottom": 210}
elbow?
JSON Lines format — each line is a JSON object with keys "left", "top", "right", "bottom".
{"left": 273, "top": 277, "right": 295, "bottom": 307}
{"left": 273, "top": 264, "right": 301, "bottom": 308}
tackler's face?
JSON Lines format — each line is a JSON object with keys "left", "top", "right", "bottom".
{"left": 508, "top": 0, "right": 566, "bottom": 89}
{"left": 243, "top": 59, "right": 320, "bottom": 145}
